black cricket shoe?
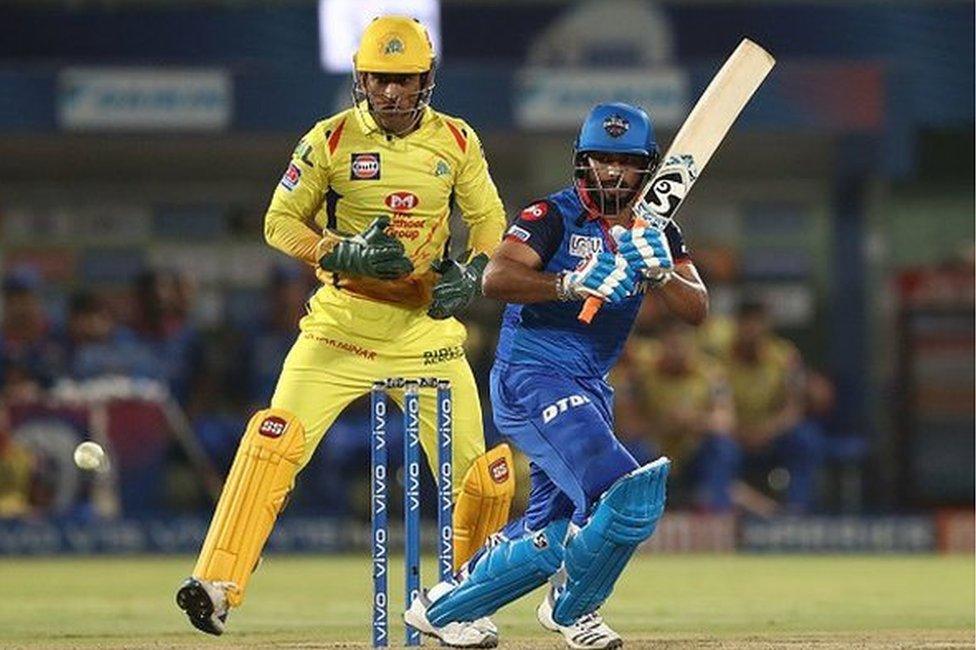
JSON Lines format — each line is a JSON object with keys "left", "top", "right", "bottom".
{"left": 176, "top": 577, "right": 231, "bottom": 636}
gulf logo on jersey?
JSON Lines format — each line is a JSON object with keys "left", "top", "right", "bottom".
{"left": 351, "top": 152, "right": 381, "bottom": 180}
{"left": 385, "top": 191, "right": 420, "bottom": 212}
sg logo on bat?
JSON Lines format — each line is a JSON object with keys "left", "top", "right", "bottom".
{"left": 635, "top": 154, "right": 699, "bottom": 231}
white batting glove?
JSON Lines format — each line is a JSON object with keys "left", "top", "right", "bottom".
{"left": 558, "top": 251, "right": 637, "bottom": 303}
{"left": 616, "top": 225, "right": 674, "bottom": 285}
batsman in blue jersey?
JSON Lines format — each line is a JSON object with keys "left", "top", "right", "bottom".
{"left": 406, "top": 103, "right": 709, "bottom": 649}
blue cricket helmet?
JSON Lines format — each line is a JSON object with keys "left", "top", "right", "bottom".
{"left": 574, "top": 102, "right": 659, "bottom": 159}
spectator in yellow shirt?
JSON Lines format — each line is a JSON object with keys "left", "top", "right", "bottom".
{"left": 725, "top": 300, "right": 823, "bottom": 512}
{"left": 0, "top": 407, "right": 34, "bottom": 519}
{"left": 616, "top": 318, "right": 737, "bottom": 511}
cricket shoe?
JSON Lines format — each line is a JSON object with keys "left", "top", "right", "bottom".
{"left": 404, "top": 582, "right": 499, "bottom": 648}
{"left": 473, "top": 616, "right": 498, "bottom": 637}
{"left": 537, "top": 584, "right": 622, "bottom": 649}
{"left": 175, "top": 577, "right": 235, "bottom": 636}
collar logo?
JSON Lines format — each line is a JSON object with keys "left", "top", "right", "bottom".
{"left": 603, "top": 114, "right": 629, "bottom": 138}
{"left": 383, "top": 36, "right": 405, "bottom": 56}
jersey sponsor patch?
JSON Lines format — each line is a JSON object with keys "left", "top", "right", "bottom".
{"left": 569, "top": 234, "right": 603, "bottom": 258}
{"left": 520, "top": 202, "right": 549, "bottom": 221}
{"left": 280, "top": 163, "right": 302, "bottom": 191}
{"left": 385, "top": 191, "right": 420, "bottom": 212}
{"left": 259, "top": 415, "right": 287, "bottom": 438}
{"left": 292, "top": 139, "right": 315, "bottom": 167}
{"left": 541, "top": 394, "right": 592, "bottom": 424}
{"left": 506, "top": 225, "right": 531, "bottom": 242}
{"left": 350, "top": 152, "right": 381, "bottom": 180}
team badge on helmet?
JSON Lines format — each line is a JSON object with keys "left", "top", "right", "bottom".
{"left": 382, "top": 35, "right": 405, "bottom": 56}
{"left": 603, "top": 114, "right": 630, "bottom": 138}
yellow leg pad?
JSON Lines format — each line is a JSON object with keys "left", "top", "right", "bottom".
{"left": 453, "top": 443, "right": 516, "bottom": 569}
{"left": 192, "top": 408, "right": 305, "bottom": 608}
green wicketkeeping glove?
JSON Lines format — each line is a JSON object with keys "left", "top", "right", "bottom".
{"left": 427, "top": 252, "right": 489, "bottom": 320}
{"left": 318, "top": 216, "right": 414, "bottom": 279}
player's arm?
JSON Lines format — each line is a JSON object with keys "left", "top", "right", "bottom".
{"left": 483, "top": 201, "right": 635, "bottom": 304}
{"left": 619, "top": 221, "right": 709, "bottom": 324}
{"left": 482, "top": 239, "right": 559, "bottom": 303}
{"left": 264, "top": 127, "right": 331, "bottom": 266}
{"left": 453, "top": 125, "right": 507, "bottom": 258}
{"left": 427, "top": 123, "right": 506, "bottom": 319}
{"left": 656, "top": 261, "right": 709, "bottom": 325}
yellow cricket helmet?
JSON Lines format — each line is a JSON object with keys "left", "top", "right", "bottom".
{"left": 354, "top": 15, "right": 435, "bottom": 74}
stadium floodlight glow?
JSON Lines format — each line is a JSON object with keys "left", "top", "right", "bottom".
{"left": 319, "top": 0, "right": 441, "bottom": 74}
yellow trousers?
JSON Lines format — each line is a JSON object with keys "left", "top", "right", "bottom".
{"left": 270, "top": 284, "right": 485, "bottom": 493}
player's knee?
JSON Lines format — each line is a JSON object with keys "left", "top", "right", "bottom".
{"left": 578, "top": 446, "right": 642, "bottom": 508}
{"left": 591, "top": 458, "right": 670, "bottom": 545}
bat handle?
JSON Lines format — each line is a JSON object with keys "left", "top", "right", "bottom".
{"left": 578, "top": 295, "right": 603, "bottom": 324}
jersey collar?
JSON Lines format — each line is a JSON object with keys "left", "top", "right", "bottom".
{"left": 353, "top": 101, "right": 435, "bottom": 140}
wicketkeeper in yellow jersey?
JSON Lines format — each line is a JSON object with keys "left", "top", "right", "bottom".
{"left": 176, "top": 16, "right": 514, "bottom": 643}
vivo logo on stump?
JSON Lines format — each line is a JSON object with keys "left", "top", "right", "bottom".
{"left": 385, "top": 191, "right": 419, "bottom": 211}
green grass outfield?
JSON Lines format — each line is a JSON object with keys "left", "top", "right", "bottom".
{"left": 0, "top": 554, "right": 972, "bottom": 648}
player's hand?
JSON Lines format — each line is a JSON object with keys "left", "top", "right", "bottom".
{"left": 560, "top": 251, "right": 636, "bottom": 303}
{"left": 427, "top": 252, "right": 489, "bottom": 320}
{"left": 616, "top": 225, "right": 674, "bottom": 285}
{"left": 318, "top": 216, "right": 414, "bottom": 279}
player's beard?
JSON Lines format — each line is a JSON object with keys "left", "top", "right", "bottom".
{"left": 576, "top": 159, "right": 648, "bottom": 219}
{"left": 370, "top": 100, "right": 422, "bottom": 136}
{"left": 352, "top": 73, "right": 435, "bottom": 137}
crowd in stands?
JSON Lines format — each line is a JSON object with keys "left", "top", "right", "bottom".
{"left": 0, "top": 264, "right": 853, "bottom": 521}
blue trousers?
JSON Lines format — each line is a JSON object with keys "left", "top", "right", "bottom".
{"left": 490, "top": 362, "right": 639, "bottom": 530}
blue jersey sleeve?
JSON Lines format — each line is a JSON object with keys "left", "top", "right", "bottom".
{"left": 504, "top": 200, "right": 564, "bottom": 265}
{"left": 664, "top": 221, "right": 691, "bottom": 262}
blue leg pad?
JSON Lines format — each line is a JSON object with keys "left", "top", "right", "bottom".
{"left": 552, "top": 457, "right": 670, "bottom": 625}
{"left": 427, "top": 519, "right": 569, "bottom": 626}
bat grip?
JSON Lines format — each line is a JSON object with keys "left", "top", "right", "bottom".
{"left": 578, "top": 295, "right": 603, "bottom": 324}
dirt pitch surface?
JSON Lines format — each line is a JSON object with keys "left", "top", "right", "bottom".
{"left": 0, "top": 555, "right": 971, "bottom": 649}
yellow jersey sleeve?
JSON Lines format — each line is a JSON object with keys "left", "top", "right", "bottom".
{"left": 263, "top": 122, "right": 332, "bottom": 266}
{"left": 451, "top": 121, "right": 506, "bottom": 258}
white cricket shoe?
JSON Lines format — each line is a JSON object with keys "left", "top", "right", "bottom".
{"left": 175, "top": 577, "right": 235, "bottom": 636}
{"left": 537, "top": 584, "right": 622, "bottom": 649}
{"left": 404, "top": 582, "right": 499, "bottom": 648}
{"left": 473, "top": 616, "right": 498, "bottom": 636}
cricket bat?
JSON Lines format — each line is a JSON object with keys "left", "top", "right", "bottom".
{"left": 578, "top": 38, "right": 775, "bottom": 324}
